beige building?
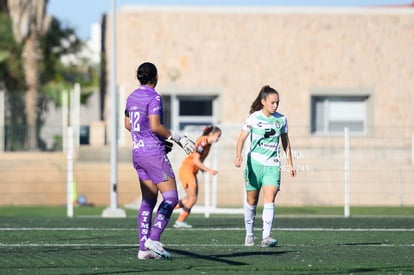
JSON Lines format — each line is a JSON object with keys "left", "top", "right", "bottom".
{"left": 113, "top": 5, "right": 414, "bottom": 130}
{"left": 106, "top": 5, "right": 414, "bottom": 207}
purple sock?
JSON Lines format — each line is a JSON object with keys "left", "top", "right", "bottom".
{"left": 149, "top": 190, "right": 178, "bottom": 241}
{"left": 138, "top": 198, "right": 157, "bottom": 251}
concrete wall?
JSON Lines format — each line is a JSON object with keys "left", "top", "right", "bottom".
{"left": 0, "top": 151, "right": 139, "bottom": 207}
{"left": 1, "top": 128, "right": 413, "bottom": 207}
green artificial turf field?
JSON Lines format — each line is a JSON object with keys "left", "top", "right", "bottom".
{"left": 0, "top": 207, "right": 413, "bottom": 274}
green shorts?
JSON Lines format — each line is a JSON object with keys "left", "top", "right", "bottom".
{"left": 244, "top": 157, "right": 281, "bottom": 191}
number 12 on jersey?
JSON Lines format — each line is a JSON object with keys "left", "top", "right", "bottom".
{"left": 130, "top": 111, "right": 140, "bottom": 132}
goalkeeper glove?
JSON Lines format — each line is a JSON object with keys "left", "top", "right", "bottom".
{"left": 164, "top": 140, "right": 173, "bottom": 154}
{"left": 169, "top": 132, "right": 195, "bottom": 155}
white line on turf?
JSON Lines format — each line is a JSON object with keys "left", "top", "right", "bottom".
{"left": 0, "top": 243, "right": 413, "bottom": 248}
{"left": 0, "top": 227, "right": 413, "bottom": 232}
{"left": 0, "top": 227, "right": 133, "bottom": 231}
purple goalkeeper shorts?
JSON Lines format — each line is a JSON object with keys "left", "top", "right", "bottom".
{"left": 132, "top": 153, "right": 175, "bottom": 184}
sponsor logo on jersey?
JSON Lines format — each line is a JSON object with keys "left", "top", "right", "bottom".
{"left": 264, "top": 128, "right": 276, "bottom": 138}
{"left": 133, "top": 139, "right": 145, "bottom": 149}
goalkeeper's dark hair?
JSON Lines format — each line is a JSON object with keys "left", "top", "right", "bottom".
{"left": 136, "top": 62, "right": 157, "bottom": 85}
{"left": 249, "top": 85, "right": 279, "bottom": 114}
{"left": 202, "top": 125, "right": 222, "bottom": 136}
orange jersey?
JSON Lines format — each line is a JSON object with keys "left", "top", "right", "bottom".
{"left": 180, "top": 135, "right": 211, "bottom": 175}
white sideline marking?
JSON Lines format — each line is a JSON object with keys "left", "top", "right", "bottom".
{"left": 279, "top": 228, "right": 414, "bottom": 232}
{"left": 0, "top": 227, "right": 414, "bottom": 232}
{"left": 0, "top": 243, "right": 137, "bottom": 247}
{"left": 0, "top": 243, "right": 413, "bottom": 248}
{"left": 0, "top": 227, "right": 133, "bottom": 231}
{"left": 2, "top": 227, "right": 412, "bottom": 249}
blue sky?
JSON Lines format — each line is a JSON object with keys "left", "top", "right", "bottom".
{"left": 48, "top": 0, "right": 412, "bottom": 40}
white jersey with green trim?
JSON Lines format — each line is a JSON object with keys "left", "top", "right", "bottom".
{"left": 241, "top": 110, "right": 288, "bottom": 166}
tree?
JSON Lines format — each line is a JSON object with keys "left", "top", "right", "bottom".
{"left": 7, "top": 0, "right": 49, "bottom": 150}
{"left": 0, "top": 4, "right": 27, "bottom": 151}
{"left": 41, "top": 17, "right": 99, "bottom": 106}
{"left": 2, "top": 1, "right": 99, "bottom": 151}
{"left": 0, "top": 11, "right": 24, "bottom": 91}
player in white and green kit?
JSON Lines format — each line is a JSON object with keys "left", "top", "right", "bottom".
{"left": 235, "top": 85, "right": 296, "bottom": 247}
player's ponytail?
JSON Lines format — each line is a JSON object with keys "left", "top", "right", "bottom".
{"left": 137, "top": 62, "right": 157, "bottom": 85}
{"left": 202, "top": 125, "right": 221, "bottom": 136}
{"left": 249, "top": 85, "right": 279, "bottom": 114}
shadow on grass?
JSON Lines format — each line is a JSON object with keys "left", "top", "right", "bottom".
{"left": 57, "top": 236, "right": 118, "bottom": 242}
{"left": 337, "top": 242, "right": 384, "bottom": 246}
{"left": 168, "top": 247, "right": 296, "bottom": 266}
{"left": 346, "top": 265, "right": 414, "bottom": 273}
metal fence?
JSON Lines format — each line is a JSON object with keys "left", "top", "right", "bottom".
{"left": 169, "top": 124, "right": 414, "bottom": 210}
{"left": 0, "top": 123, "right": 413, "bottom": 210}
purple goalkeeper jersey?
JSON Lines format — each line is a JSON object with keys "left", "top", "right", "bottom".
{"left": 125, "top": 86, "right": 165, "bottom": 156}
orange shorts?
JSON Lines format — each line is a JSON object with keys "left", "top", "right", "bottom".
{"left": 178, "top": 166, "right": 198, "bottom": 189}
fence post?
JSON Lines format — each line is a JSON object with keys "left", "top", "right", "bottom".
{"left": 67, "top": 126, "right": 74, "bottom": 218}
{"left": 101, "top": 0, "right": 126, "bottom": 218}
{"left": 344, "top": 127, "right": 350, "bottom": 218}
{"left": 0, "top": 88, "right": 4, "bottom": 152}
{"left": 70, "top": 83, "right": 81, "bottom": 150}
{"left": 62, "top": 90, "right": 68, "bottom": 152}
{"left": 412, "top": 133, "right": 414, "bottom": 166}
{"left": 204, "top": 162, "right": 211, "bottom": 218}
{"left": 118, "top": 85, "right": 125, "bottom": 147}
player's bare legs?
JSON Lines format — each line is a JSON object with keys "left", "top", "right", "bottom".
{"left": 175, "top": 184, "right": 198, "bottom": 227}
{"left": 180, "top": 186, "right": 198, "bottom": 208}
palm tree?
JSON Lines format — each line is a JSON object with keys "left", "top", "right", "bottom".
{"left": 7, "top": 0, "right": 49, "bottom": 150}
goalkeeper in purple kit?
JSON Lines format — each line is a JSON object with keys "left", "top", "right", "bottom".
{"left": 124, "top": 62, "right": 195, "bottom": 259}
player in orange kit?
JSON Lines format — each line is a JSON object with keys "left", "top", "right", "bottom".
{"left": 174, "top": 125, "right": 222, "bottom": 228}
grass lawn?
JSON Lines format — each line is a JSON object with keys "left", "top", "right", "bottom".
{"left": 0, "top": 206, "right": 413, "bottom": 274}
{"left": 0, "top": 205, "right": 413, "bottom": 217}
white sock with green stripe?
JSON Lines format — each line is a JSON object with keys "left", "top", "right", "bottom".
{"left": 244, "top": 203, "right": 256, "bottom": 236}
{"left": 262, "top": 203, "right": 274, "bottom": 239}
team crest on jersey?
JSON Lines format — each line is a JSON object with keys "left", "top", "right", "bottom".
{"left": 275, "top": 121, "right": 282, "bottom": 129}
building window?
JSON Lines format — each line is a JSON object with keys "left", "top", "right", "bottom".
{"left": 311, "top": 95, "right": 369, "bottom": 135}
{"left": 162, "top": 95, "right": 217, "bottom": 131}
{"left": 162, "top": 95, "right": 172, "bottom": 129}
{"left": 179, "top": 98, "right": 212, "bottom": 116}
